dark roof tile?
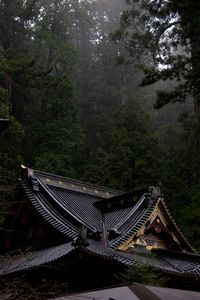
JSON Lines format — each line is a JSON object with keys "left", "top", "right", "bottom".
{"left": 0, "top": 243, "right": 73, "bottom": 276}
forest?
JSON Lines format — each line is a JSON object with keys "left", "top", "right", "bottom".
{"left": 0, "top": 0, "right": 199, "bottom": 251}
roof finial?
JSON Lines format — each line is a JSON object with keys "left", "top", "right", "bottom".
{"left": 148, "top": 185, "right": 161, "bottom": 198}
{"left": 72, "top": 226, "right": 89, "bottom": 248}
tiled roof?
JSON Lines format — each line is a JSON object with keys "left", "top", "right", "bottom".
{"left": 0, "top": 240, "right": 130, "bottom": 277}
{"left": 22, "top": 182, "right": 79, "bottom": 239}
{"left": 0, "top": 242, "right": 74, "bottom": 276}
{"left": 1, "top": 166, "right": 197, "bottom": 278}
{"left": 22, "top": 168, "right": 161, "bottom": 246}
{"left": 108, "top": 195, "right": 158, "bottom": 249}
{"left": 1, "top": 240, "right": 200, "bottom": 278}
{"left": 20, "top": 167, "right": 194, "bottom": 249}
{"left": 153, "top": 249, "right": 200, "bottom": 277}
{"left": 48, "top": 185, "right": 102, "bottom": 231}
{"left": 30, "top": 168, "right": 121, "bottom": 198}
{"left": 22, "top": 167, "right": 123, "bottom": 238}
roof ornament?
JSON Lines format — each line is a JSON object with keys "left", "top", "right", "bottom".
{"left": 21, "top": 165, "right": 33, "bottom": 179}
{"left": 72, "top": 225, "right": 89, "bottom": 248}
{"left": 148, "top": 185, "right": 161, "bottom": 198}
{"left": 142, "top": 185, "right": 161, "bottom": 207}
{"left": 21, "top": 165, "right": 40, "bottom": 192}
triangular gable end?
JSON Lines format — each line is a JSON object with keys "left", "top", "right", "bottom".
{"left": 117, "top": 198, "right": 194, "bottom": 253}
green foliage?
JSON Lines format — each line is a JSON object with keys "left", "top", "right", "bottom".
{"left": 115, "top": 0, "right": 200, "bottom": 106}
{"left": 0, "top": 0, "right": 82, "bottom": 224}
{"left": 80, "top": 148, "right": 111, "bottom": 186}
{"left": 0, "top": 50, "right": 24, "bottom": 226}
{"left": 0, "top": 117, "right": 24, "bottom": 224}
{"left": 82, "top": 98, "right": 161, "bottom": 190}
{"left": 0, "top": 49, "right": 9, "bottom": 114}
{"left": 0, "top": 48, "right": 8, "bottom": 73}
{"left": 118, "top": 263, "right": 167, "bottom": 286}
{"left": 158, "top": 113, "right": 200, "bottom": 249}
{"left": 180, "top": 186, "right": 200, "bottom": 251}
{"left": 27, "top": 115, "right": 85, "bottom": 178}
{"left": 107, "top": 100, "right": 161, "bottom": 190}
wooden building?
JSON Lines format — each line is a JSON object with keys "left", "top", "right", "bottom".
{"left": 0, "top": 166, "right": 200, "bottom": 292}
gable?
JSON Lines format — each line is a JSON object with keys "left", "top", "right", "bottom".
{"left": 116, "top": 199, "right": 194, "bottom": 253}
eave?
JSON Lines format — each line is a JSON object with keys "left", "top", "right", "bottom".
{"left": 0, "top": 240, "right": 199, "bottom": 278}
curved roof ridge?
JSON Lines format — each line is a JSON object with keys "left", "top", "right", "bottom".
{"left": 24, "top": 166, "right": 122, "bottom": 197}
{"left": 112, "top": 194, "right": 149, "bottom": 233}
{"left": 36, "top": 177, "right": 98, "bottom": 233}
{"left": 110, "top": 197, "right": 159, "bottom": 250}
{"left": 22, "top": 181, "right": 79, "bottom": 239}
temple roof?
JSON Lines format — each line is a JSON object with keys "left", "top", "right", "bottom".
{"left": 0, "top": 240, "right": 200, "bottom": 278}
{"left": 20, "top": 167, "right": 193, "bottom": 251}
{"left": 0, "top": 166, "right": 199, "bottom": 278}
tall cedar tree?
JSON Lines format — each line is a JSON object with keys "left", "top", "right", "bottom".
{"left": 115, "top": 0, "right": 200, "bottom": 173}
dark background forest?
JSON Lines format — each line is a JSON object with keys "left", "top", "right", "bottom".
{"left": 0, "top": 0, "right": 199, "bottom": 250}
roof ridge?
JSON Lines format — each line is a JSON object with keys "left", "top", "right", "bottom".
{"left": 23, "top": 166, "right": 122, "bottom": 196}
{"left": 110, "top": 197, "right": 159, "bottom": 250}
